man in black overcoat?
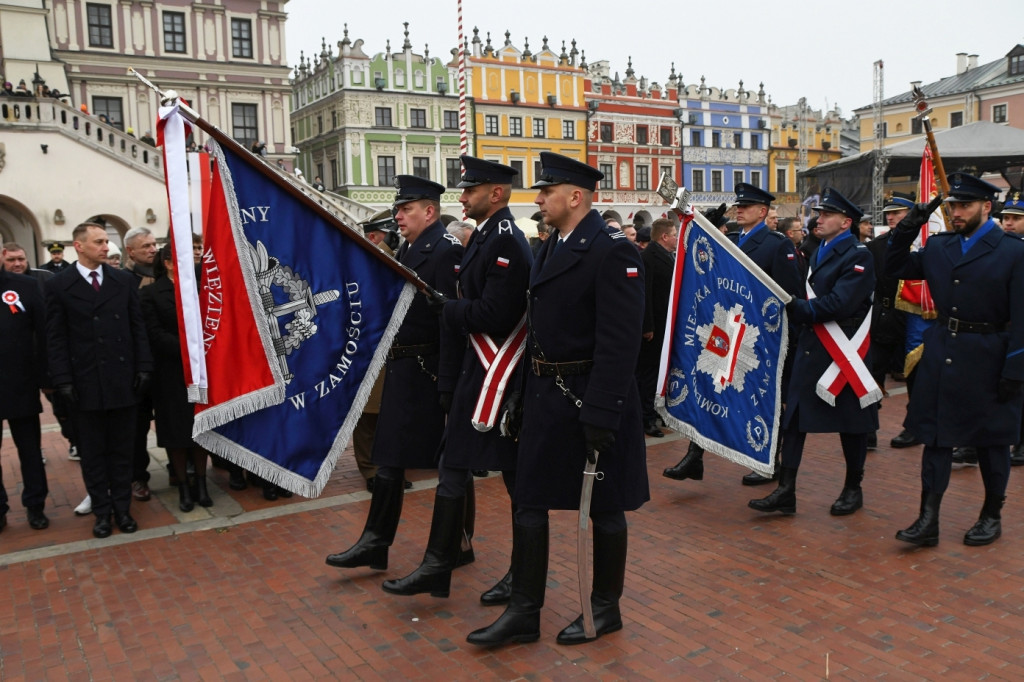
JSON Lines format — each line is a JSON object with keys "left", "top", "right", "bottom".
{"left": 383, "top": 156, "right": 533, "bottom": 603}
{"left": 45, "top": 222, "right": 153, "bottom": 538}
{"left": 887, "top": 174, "right": 1024, "bottom": 547}
{"left": 0, "top": 266, "right": 51, "bottom": 531}
{"left": 467, "top": 152, "right": 648, "bottom": 647}
{"left": 636, "top": 218, "right": 677, "bottom": 437}
{"left": 325, "top": 177, "right": 462, "bottom": 571}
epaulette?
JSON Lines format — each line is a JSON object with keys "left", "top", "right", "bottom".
{"left": 606, "top": 225, "right": 626, "bottom": 239}
{"left": 929, "top": 232, "right": 957, "bottom": 240}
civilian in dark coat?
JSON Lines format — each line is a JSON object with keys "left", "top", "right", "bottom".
{"left": 0, "top": 268, "right": 51, "bottom": 531}
{"left": 326, "top": 177, "right": 462, "bottom": 572}
{"left": 384, "top": 156, "right": 533, "bottom": 603}
{"left": 468, "top": 152, "right": 647, "bottom": 648}
{"left": 45, "top": 222, "right": 153, "bottom": 538}
{"left": 887, "top": 175, "right": 1024, "bottom": 547}
{"left": 141, "top": 246, "right": 212, "bottom": 512}
{"left": 637, "top": 218, "right": 677, "bottom": 436}
{"left": 750, "top": 188, "right": 878, "bottom": 518}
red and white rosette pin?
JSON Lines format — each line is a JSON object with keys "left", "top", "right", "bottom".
{"left": 3, "top": 289, "right": 25, "bottom": 314}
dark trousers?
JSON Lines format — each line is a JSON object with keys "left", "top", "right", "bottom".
{"left": 921, "top": 445, "right": 1010, "bottom": 497}
{"left": 74, "top": 406, "right": 136, "bottom": 518}
{"left": 0, "top": 416, "right": 49, "bottom": 515}
{"left": 780, "top": 421, "right": 867, "bottom": 475}
{"left": 132, "top": 395, "right": 153, "bottom": 483}
{"left": 516, "top": 506, "right": 627, "bottom": 533}
{"left": 636, "top": 339, "right": 661, "bottom": 426}
{"left": 437, "top": 454, "right": 515, "bottom": 499}
{"left": 44, "top": 392, "right": 77, "bottom": 446}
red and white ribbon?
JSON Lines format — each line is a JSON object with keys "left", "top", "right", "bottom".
{"left": 468, "top": 315, "right": 528, "bottom": 431}
{"left": 3, "top": 289, "right": 25, "bottom": 314}
{"left": 806, "top": 271, "right": 881, "bottom": 408}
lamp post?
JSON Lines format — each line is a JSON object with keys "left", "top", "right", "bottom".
{"left": 673, "top": 107, "right": 686, "bottom": 188}
{"left": 586, "top": 100, "right": 600, "bottom": 166}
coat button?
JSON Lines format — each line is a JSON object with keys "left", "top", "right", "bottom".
{"left": 951, "top": 333, "right": 957, "bottom": 338}
{"left": 952, "top": 306, "right": 958, "bottom": 313}
{"left": 945, "top": 358, "right": 952, "bottom": 365}
{"left": 954, "top": 279, "right": 960, "bottom": 285}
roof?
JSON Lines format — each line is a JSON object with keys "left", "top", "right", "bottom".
{"left": 854, "top": 46, "right": 1024, "bottom": 112}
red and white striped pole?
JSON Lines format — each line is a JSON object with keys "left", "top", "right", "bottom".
{"left": 457, "top": 0, "right": 468, "bottom": 158}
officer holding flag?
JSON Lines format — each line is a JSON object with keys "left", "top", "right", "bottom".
{"left": 749, "top": 188, "right": 879, "bottom": 517}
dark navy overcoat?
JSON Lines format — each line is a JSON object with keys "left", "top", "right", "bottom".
{"left": 515, "top": 209, "right": 649, "bottom": 512}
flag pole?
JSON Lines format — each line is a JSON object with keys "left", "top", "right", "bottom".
{"left": 457, "top": 0, "right": 468, "bottom": 158}
{"left": 128, "top": 68, "right": 433, "bottom": 292}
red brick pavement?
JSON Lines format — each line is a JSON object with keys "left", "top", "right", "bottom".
{"left": 3, "top": 390, "right": 1024, "bottom": 679}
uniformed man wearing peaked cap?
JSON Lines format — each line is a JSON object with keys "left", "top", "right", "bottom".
{"left": 360, "top": 209, "right": 400, "bottom": 252}
{"left": 326, "top": 175, "right": 465, "bottom": 571}
{"left": 382, "top": 154, "right": 533, "bottom": 605}
{"left": 664, "top": 182, "right": 803, "bottom": 486}
{"left": 467, "top": 152, "right": 648, "bottom": 647}
{"left": 40, "top": 241, "right": 71, "bottom": 274}
{"left": 888, "top": 172, "right": 1024, "bottom": 547}
{"left": 872, "top": 191, "right": 916, "bottom": 450}
{"left": 1000, "top": 190, "right": 1024, "bottom": 236}
{"left": 750, "top": 187, "right": 879, "bottom": 517}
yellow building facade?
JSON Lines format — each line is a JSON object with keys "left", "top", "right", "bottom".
{"left": 466, "top": 33, "right": 587, "bottom": 211}
{"left": 767, "top": 101, "right": 842, "bottom": 209}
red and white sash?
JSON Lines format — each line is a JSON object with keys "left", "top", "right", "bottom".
{"left": 469, "top": 314, "right": 528, "bottom": 431}
{"left": 806, "top": 271, "right": 882, "bottom": 409}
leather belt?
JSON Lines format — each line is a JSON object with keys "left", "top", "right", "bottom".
{"left": 531, "top": 358, "right": 593, "bottom": 377}
{"left": 388, "top": 342, "right": 439, "bottom": 360}
{"left": 935, "top": 314, "right": 1007, "bottom": 334}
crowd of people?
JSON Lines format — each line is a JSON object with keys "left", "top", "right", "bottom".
{"left": 3, "top": 158, "right": 1023, "bottom": 648}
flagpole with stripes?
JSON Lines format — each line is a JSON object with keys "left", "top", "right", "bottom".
{"left": 458, "top": 0, "right": 468, "bottom": 158}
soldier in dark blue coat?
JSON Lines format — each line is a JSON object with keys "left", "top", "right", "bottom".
{"left": 0, "top": 267, "right": 51, "bottom": 532}
{"left": 383, "top": 156, "right": 533, "bottom": 602}
{"left": 664, "top": 183, "right": 804, "bottom": 486}
{"left": 326, "top": 176, "right": 463, "bottom": 571}
{"left": 468, "top": 152, "right": 648, "bottom": 647}
{"left": 750, "top": 188, "right": 879, "bottom": 517}
{"left": 887, "top": 174, "right": 1024, "bottom": 547}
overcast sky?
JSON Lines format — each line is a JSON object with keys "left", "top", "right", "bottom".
{"left": 285, "top": 0, "right": 1023, "bottom": 118}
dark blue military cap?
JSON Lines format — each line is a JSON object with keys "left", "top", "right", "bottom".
{"left": 813, "top": 187, "right": 864, "bottom": 222}
{"left": 46, "top": 241, "right": 64, "bottom": 253}
{"left": 531, "top": 151, "right": 604, "bottom": 191}
{"left": 882, "top": 191, "right": 915, "bottom": 212}
{"left": 457, "top": 155, "right": 518, "bottom": 188}
{"left": 636, "top": 225, "right": 652, "bottom": 243}
{"left": 733, "top": 182, "right": 775, "bottom": 206}
{"left": 1003, "top": 190, "right": 1024, "bottom": 216}
{"left": 360, "top": 209, "right": 397, "bottom": 234}
{"left": 393, "top": 175, "right": 446, "bottom": 206}
{"left": 945, "top": 172, "right": 1000, "bottom": 203}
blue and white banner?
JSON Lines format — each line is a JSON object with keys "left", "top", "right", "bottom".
{"left": 657, "top": 212, "right": 791, "bottom": 476}
{"left": 194, "top": 140, "right": 414, "bottom": 497}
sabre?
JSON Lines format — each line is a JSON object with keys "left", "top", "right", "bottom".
{"left": 911, "top": 85, "right": 954, "bottom": 232}
{"left": 577, "top": 449, "right": 605, "bottom": 640}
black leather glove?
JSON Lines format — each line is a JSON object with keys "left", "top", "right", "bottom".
{"left": 582, "top": 424, "right": 615, "bottom": 464}
{"left": 133, "top": 371, "right": 152, "bottom": 401}
{"left": 439, "top": 391, "right": 453, "bottom": 414}
{"left": 499, "top": 391, "right": 522, "bottom": 440}
{"left": 55, "top": 383, "right": 77, "bottom": 410}
{"left": 423, "top": 287, "right": 449, "bottom": 316}
{"left": 997, "top": 378, "right": 1024, "bottom": 403}
{"left": 894, "top": 195, "right": 943, "bottom": 235}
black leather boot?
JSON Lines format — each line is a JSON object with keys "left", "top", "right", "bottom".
{"left": 325, "top": 476, "right": 404, "bottom": 569}
{"left": 481, "top": 502, "right": 515, "bottom": 606}
{"left": 195, "top": 476, "right": 213, "bottom": 508}
{"left": 663, "top": 442, "right": 704, "bottom": 481}
{"left": 178, "top": 482, "right": 194, "bottom": 513}
{"left": 557, "top": 527, "right": 627, "bottom": 645}
{"left": 467, "top": 522, "right": 548, "bottom": 646}
{"left": 748, "top": 467, "right": 797, "bottom": 514}
{"left": 830, "top": 469, "right": 864, "bottom": 516}
{"left": 964, "top": 494, "right": 1004, "bottom": 546}
{"left": 382, "top": 494, "right": 464, "bottom": 598}
{"left": 458, "top": 477, "right": 475, "bottom": 568}
{"left": 896, "top": 491, "right": 942, "bottom": 547}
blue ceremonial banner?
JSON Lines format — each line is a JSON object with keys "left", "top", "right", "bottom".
{"left": 657, "top": 212, "right": 791, "bottom": 476}
{"left": 194, "top": 141, "right": 414, "bottom": 497}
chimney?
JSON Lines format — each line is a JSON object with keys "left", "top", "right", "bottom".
{"left": 968, "top": 54, "right": 979, "bottom": 70}
{"left": 956, "top": 52, "right": 968, "bottom": 75}
{"left": 911, "top": 80, "right": 922, "bottom": 90}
